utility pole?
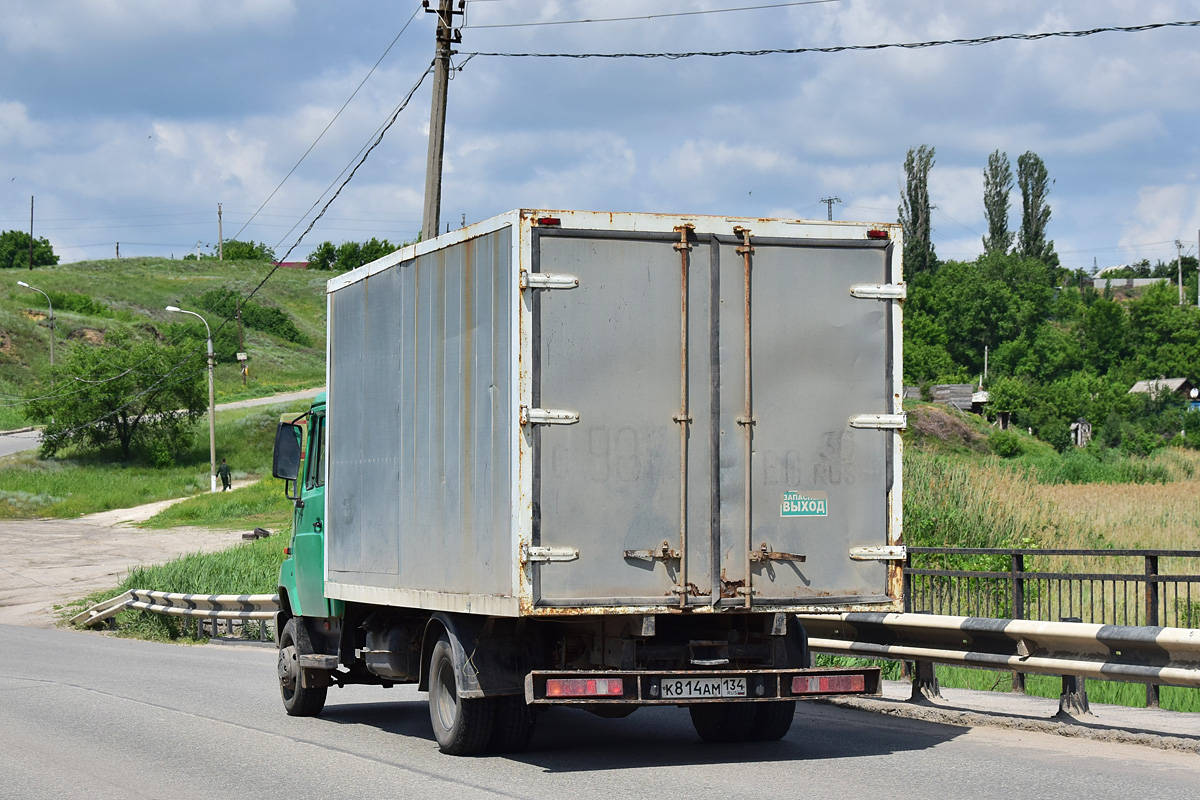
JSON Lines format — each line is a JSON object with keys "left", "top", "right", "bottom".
{"left": 821, "top": 196, "right": 841, "bottom": 221}
{"left": 28, "top": 196, "right": 34, "bottom": 270}
{"left": 218, "top": 203, "right": 224, "bottom": 260}
{"left": 237, "top": 300, "right": 247, "bottom": 387}
{"left": 421, "top": 0, "right": 463, "bottom": 242}
{"left": 1178, "top": 240, "right": 1184, "bottom": 305}
{"left": 116, "top": 242, "right": 120, "bottom": 259}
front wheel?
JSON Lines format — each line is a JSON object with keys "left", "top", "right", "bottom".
{"left": 278, "top": 618, "right": 327, "bottom": 716}
{"left": 428, "top": 635, "right": 495, "bottom": 755}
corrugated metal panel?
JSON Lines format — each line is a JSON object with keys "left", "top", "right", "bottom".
{"left": 326, "top": 226, "right": 514, "bottom": 601}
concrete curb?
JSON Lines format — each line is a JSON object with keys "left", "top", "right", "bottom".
{"left": 822, "top": 680, "right": 1200, "bottom": 754}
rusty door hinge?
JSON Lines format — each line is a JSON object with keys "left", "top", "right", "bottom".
{"left": 749, "top": 543, "right": 806, "bottom": 563}
{"left": 624, "top": 541, "right": 681, "bottom": 562}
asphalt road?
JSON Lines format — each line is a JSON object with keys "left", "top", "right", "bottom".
{"left": 1, "top": 626, "right": 1197, "bottom": 800}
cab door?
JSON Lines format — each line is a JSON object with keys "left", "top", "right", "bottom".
{"left": 293, "top": 410, "right": 328, "bottom": 615}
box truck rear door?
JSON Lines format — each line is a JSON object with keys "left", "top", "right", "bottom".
{"left": 530, "top": 228, "right": 716, "bottom": 609}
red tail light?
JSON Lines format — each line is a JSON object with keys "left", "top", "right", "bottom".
{"left": 867, "top": 229, "right": 889, "bottom": 240}
{"left": 546, "top": 677, "right": 624, "bottom": 697}
{"left": 791, "top": 674, "right": 866, "bottom": 694}
{"left": 537, "top": 217, "right": 561, "bottom": 227}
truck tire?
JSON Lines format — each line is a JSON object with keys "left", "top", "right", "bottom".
{"left": 488, "top": 694, "right": 537, "bottom": 754}
{"left": 428, "top": 635, "right": 495, "bottom": 755}
{"left": 749, "top": 700, "right": 796, "bottom": 741}
{"left": 278, "top": 618, "right": 327, "bottom": 717}
{"left": 688, "top": 702, "right": 755, "bottom": 743}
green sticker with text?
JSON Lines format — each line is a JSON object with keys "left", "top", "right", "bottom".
{"left": 781, "top": 490, "right": 828, "bottom": 518}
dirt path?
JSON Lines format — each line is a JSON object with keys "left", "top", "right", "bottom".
{"left": 0, "top": 478, "right": 267, "bottom": 628}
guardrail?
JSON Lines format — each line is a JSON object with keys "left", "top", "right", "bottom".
{"left": 801, "top": 612, "right": 1200, "bottom": 689}
{"left": 71, "top": 590, "right": 279, "bottom": 640}
{"left": 904, "top": 548, "right": 1200, "bottom": 628}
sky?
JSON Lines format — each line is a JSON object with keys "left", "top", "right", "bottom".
{"left": 1, "top": 0, "right": 1198, "bottom": 271}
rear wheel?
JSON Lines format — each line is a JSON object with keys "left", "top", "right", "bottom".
{"left": 428, "top": 635, "right": 495, "bottom": 755}
{"left": 688, "top": 702, "right": 755, "bottom": 743}
{"left": 488, "top": 694, "right": 537, "bottom": 753}
{"left": 749, "top": 700, "right": 796, "bottom": 741}
{"left": 278, "top": 618, "right": 327, "bottom": 716}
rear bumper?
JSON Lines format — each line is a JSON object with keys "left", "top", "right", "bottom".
{"left": 524, "top": 667, "right": 880, "bottom": 705}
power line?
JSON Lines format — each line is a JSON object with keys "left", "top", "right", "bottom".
{"left": 267, "top": 64, "right": 435, "bottom": 256}
{"left": 463, "top": 0, "right": 842, "bottom": 29}
{"left": 229, "top": 1, "right": 425, "bottom": 243}
{"left": 461, "top": 19, "right": 1200, "bottom": 59}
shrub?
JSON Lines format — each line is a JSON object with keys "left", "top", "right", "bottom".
{"left": 988, "top": 429, "right": 1024, "bottom": 458}
{"left": 195, "top": 288, "right": 311, "bottom": 347}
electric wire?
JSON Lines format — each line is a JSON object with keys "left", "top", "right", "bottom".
{"left": 1, "top": 63, "right": 433, "bottom": 435}
{"left": 462, "top": 19, "right": 1200, "bottom": 59}
{"left": 463, "top": 0, "right": 843, "bottom": 29}
{"left": 228, "top": 1, "right": 425, "bottom": 244}
{"left": 4, "top": 41, "right": 435, "bottom": 423}
{"left": 7, "top": 17, "right": 1199, "bottom": 423}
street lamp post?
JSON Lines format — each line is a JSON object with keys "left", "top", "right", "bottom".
{"left": 167, "top": 306, "right": 217, "bottom": 493}
{"left": 17, "top": 281, "right": 54, "bottom": 389}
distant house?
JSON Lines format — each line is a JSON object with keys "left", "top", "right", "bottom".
{"left": 1127, "top": 378, "right": 1195, "bottom": 399}
{"left": 1069, "top": 418, "right": 1093, "bottom": 447}
{"left": 929, "top": 384, "right": 974, "bottom": 412}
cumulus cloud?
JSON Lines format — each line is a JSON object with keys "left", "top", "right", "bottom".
{"left": 1, "top": 0, "right": 296, "bottom": 54}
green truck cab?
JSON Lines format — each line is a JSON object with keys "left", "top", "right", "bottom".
{"left": 273, "top": 393, "right": 333, "bottom": 619}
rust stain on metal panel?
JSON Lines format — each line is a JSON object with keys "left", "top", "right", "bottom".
{"left": 719, "top": 569, "right": 746, "bottom": 599}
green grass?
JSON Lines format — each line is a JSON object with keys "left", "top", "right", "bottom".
{"left": 1009, "top": 447, "right": 1173, "bottom": 485}
{"left": 1, "top": 256, "right": 328, "bottom": 429}
{"left": 0, "top": 402, "right": 307, "bottom": 518}
{"left": 65, "top": 530, "right": 289, "bottom": 642}
{"left": 141, "top": 477, "right": 292, "bottom": 529}
{"left": 903, "top": 450, "right": 1071, "bottom": 550}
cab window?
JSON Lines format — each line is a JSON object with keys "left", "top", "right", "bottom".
{"left": 304, "top": 414, "right": 326, "bottom": 490}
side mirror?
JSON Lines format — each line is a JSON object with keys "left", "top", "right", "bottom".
{"left": 272, "top": 422, "right": 303, "bottom": 481}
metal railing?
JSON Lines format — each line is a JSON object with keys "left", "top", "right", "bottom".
{"left": 801, "top": 612, "right": 1200, "bottom": 689}
{"left": 70, "top": 590, "right": 279, "bottom": 640}
{"left": 903, "top": 548, "right": 1200, "bottom": 629}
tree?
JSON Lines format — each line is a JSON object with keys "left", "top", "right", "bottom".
{"left": 981, "top": 150, "right": 1014, "bottom": 256}
{"left": 909, "top": 253, "right": 1053, "bottom": 375}
{"left": 183, "top": 240, "right": 276, "bottom": 261}
{"left": 0, "top": 230, "right": 58, "bottom": 269}
{"left": 27, "top": 330, "right": 205, "bottom": 463}
{"left": 1016, "top": 151, "right": 1058, "bottom": 270}
{"left": 898, "top": 145, "right": 937, "bottom": 280}
{"left": 307, "top": 237, "right": 402, "bottom": 272}
{"left": 1081, "top": 297, "right": 1128, "bottom": 375}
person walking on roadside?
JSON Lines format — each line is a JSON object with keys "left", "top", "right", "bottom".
{"left": 218, "top": 458, "right": 232, "bottom": 491}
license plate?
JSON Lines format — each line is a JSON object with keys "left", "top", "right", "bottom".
{"left": 660, "top": 676, "right": 747, "bottom": 699}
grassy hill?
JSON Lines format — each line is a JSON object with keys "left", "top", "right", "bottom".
{"left": 1, "top": 257, "right": 327, "bottom": 429}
